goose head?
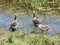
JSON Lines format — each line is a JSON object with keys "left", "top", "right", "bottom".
{"left": 14, "top": 15, "right": 17, "bottom": 20}
{"left": 32, "top": 10, "right": 36, "bottom": 18}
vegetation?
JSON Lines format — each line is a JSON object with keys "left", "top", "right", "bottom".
{"left": 0, "top": 0, "right": 60, "bottom": 15}
{"left": 0, "top": 28, "right": 60, "bottom": 45}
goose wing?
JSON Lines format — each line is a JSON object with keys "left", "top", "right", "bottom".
{"left": 10, "top": 20, "right": 18, "bottom": 28}
{"left": 39, "top": 25, "right": 51, "bottom": 30}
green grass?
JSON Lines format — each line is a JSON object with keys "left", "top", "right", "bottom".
{"left": 0, "top": 28, "right": 60, "bottom": 45}
{"left": 0, "top": 0, "right": 60, "bottom": 15}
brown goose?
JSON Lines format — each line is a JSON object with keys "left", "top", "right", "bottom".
{"left": 32, "top": 11, "right": 41, "bottom": 27}
{"left": 9, "top": 15, "right": 18, "bottom": 32}
{"left": 37, "top": 24, "right": 52, "bottom": 31}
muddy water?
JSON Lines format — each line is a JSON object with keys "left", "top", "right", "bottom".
{"left": 0, "top": 13, "right": 60, "bottom": 34}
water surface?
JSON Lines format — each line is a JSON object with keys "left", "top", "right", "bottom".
{"left": 0, "top": 13, "right": 60, "bottom": 34}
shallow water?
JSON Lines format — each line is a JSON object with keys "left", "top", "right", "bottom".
{"left": 0, "top": 13, "right": 60, "bottom": 34}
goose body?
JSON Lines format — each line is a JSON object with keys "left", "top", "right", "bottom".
{"left": 9, "top": 15, "right": 18, "bottom": 32}
{"left": 37, "top": 24, "right": 52, "bottom": 31}
{"left": 33, "top": 17, "right": 40, "bottom": 26}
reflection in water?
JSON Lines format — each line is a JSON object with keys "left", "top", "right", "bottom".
{"left": 0, "top": 13, "right": 60, "bottom": 34}
{"left": 31, "top": 27, "right": 38, "bottom": 34}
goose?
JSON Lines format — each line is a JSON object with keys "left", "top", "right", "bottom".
{"left": 9, "top": 15, "right": 18, "bottom": 32}
{"left": 32, "top": 11, "right": 41, "bottom": 27}
{"left": 37, "top": 24, "right": 52, "bottom": 31}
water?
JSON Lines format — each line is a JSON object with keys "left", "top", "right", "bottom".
{"left": 0, "top": 13, "right": 60, "bottom": 34}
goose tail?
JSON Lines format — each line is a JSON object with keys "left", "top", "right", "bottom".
{"left": 48, "top": 27, "right": 54, "bottom": 31}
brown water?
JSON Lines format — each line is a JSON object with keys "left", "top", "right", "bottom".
{"left": 0, "top": 13, "right": 60, "bottom": 34}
